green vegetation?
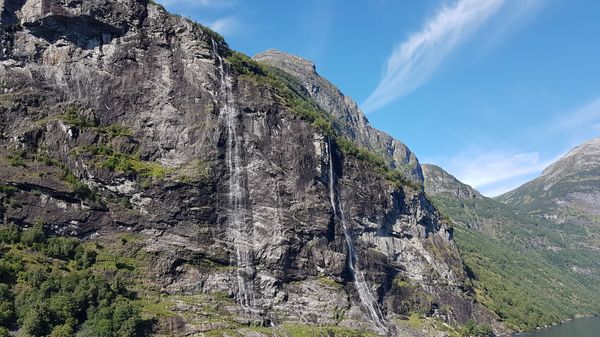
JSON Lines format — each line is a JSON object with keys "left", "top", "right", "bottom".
{"left": 279, "top": 324, "right": 379, "bottom": 337}
{"left": 96, "top": 124, "right": 133, "bottom": 138}
{"left": 0, "top": 224, "right": 151, "bottom": 336}
{"left": 197, "top": 324, "right": 379, "bottom": 337}
{"left": 395, "top": 314, "right": 492, "bottom": 337}
{"left": 77, "top": 145, "right": 170, "bottom": 180}
{"left": 0, "top": 185, "right": 17, "bottom": 196}
{"left": 176, "top": 159, "right": 212, "bottom": 184}
{"left": 35, "top": 151, "right": 97, "bottom": 200}
{"left": 226, "top": 51, "right": 418, "bottom": 189}
{"left": 227, "top": 51, "right": 335, "bottom": 134}
{"left": 61, "top": 106, "right": 97, "bottom": 128}
{"left": 63, "top": 170, "right": 96, "bottom": 200}
{"left": 458, "top": 226, "right": 600, "bottom": 330}
{"left": 403, "top": 313, "right": 424, "bottom": 330}
{"left": 392, "top": 276, "right": 414, "bottom": 289}
{"left": 317, "top": 276, "right": 342, "bottom": 289}
{"left": 8, "top": 148, "right": 27, "bottom": 167}
{"left": 62, "top": 107, "right": 134, "bottom": 139}
{"left": 460, "top": 320, "right": 493, "bottom": 337}
{"left": 430, "top": 195, "right": 600, "bottom": 331}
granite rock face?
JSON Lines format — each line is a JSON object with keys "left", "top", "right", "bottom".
{"left": 0, "top": 0, "right": 500, "bottom": 335}
{"left": 254, "top": 49, "right": 424, "bottom": 184}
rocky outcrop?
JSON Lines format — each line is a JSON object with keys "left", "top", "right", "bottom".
{"left": 254, "top": 49, "right": 424, "bottom": 183}
{"left": 422, "top": 164, "right": 482, "bottom": 200}
{"left": 0, "top": 0, "right": 500, "bottom": 335}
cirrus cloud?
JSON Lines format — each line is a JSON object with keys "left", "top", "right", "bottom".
{"left": 362, "top": 0, "right": 543, "bottom": 114}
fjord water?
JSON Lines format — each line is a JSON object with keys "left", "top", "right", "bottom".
{"left": 521, "top": 316, "right": 600, "bottom": 337}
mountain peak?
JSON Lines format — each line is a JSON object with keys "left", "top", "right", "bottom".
{"left": 254, "top": 48, "right": 424, "bottom": 183}
{"left": 498, "top": 137, "right": 600, "bottom": 216}
{"left": 422, "top": 164, "right": 482, "bottom": 199}
{"left": 254, "top": 49, "right": 317, "bottom": 74}
{"left": 541, "top": 137, "right": 600, "bottom": 179}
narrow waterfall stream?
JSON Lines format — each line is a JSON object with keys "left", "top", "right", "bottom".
{"left": 212, "top": 40, "right": 256, "bottom": 310}
{"left": 327, "top": 138, "right": 390, "bottom": 334}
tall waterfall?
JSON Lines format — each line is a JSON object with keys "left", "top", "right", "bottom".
{"left": 212, "top": 40, "right": 256, "bottom": 310}
{"left": 327, "top": 138, "right": 389, "bottom": 334}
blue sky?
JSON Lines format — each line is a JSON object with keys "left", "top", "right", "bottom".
{"left": 157, "top": 0, "right": 600, "bottom": 196}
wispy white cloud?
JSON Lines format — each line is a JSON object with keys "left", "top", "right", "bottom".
{"left": 481, "top": 0, "right": 544, "bottom": 51}
{"left": 362, "top": 0, "right": 543, "bottom": 114}
{"left": 549, "top": 97, "right": 600, "bottom": 133}
{"left": 442, "top": 151, "right": 557, "bottom": 197}
{"left": 432, "top": 95, "right": 600, "bottom": 197}
{"left": 208, "top": 17, "right": 239, "bottom": 36}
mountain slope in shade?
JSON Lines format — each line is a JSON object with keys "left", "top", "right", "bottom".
{"left": 423, "top": 162, "right": 600, "bottom": 331}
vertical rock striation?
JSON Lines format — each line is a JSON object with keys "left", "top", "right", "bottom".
{"left": 0, "top": 0, "right": 502, "bottom": 335}
{"left": 254, "top": 49, "right": 424, "bottom": 184}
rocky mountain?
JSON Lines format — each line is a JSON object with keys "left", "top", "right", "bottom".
{"left": 423, "top": 158, "right": 600, "bottom": 331}
{"left": 254, "top": 50, "right": 423, "bottom": 183}
{"left": 499, "top": 137, "right": 600, "bottom": 227}
{"left": 0, "top": 0, "right": 501, "bottom": 336}
{"left": 422, "top": 164, "right": 481, "bottom": 200}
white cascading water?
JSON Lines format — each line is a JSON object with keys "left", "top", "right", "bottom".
{"left": 327, "top": 138, "right": 389, "bottom": 334}
{"left": 212, "top": 40, "right": 256, "bottom": 310}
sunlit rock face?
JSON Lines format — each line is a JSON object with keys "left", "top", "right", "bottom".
{"left": 0, "top": 0, "right": 503, "bottom": 335}
{"left": 254, "top": 49, "right": 424, "bottom": 184}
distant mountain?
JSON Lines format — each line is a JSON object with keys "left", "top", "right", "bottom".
{"left": 422, "top": 164, "right": 482, "bottom": 200}
{"left": 498, "top": 138, "right": 600, "bottom": 230}
{"left": 423, "top": 159, "right": 600, "bottom": 331}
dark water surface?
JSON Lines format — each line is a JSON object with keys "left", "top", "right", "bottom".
{"left": 519, "top": 316, "right": 600, "bottom": 337}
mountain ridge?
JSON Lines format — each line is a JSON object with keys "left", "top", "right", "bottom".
{"left": 422, "top": 164, "right": 482, "bottom": 200}
{"left": 422, "top": 142, "right": 600, "bottom": 330}
{"left": 498, "top": 137, "right": 600, "bottom": 218}
{"left": 253, "top": 49, "right": 424, "bottom": 183}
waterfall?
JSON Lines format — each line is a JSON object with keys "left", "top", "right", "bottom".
{"left": 327, "top": 138, "right": 390, "bottom": 334}
{"left": 212, "top": 40, "right": 256, "bottom": 310}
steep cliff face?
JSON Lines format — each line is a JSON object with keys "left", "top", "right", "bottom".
{"left": 0, "top": 1, "right": 498, "bottom": 335}
{"left": 254, "top": 50, "right": 423, "bottom": 183}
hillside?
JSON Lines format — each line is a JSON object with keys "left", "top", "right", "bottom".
{"left": 423, "top": 163, "right": 600, "bottom": 331}
{"left": 0, "top": 0, "right": 499, "bottom": 336}
{"left": 499, "top": 138, "right": 600, "bottom": 235}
